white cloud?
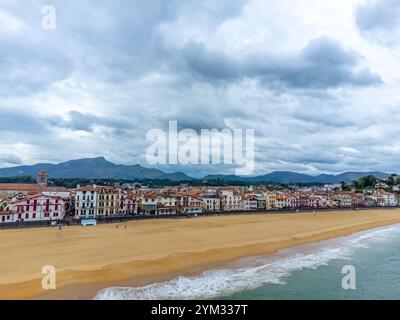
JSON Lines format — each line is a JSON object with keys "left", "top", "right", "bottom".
{"left": 0, "top": 0, "right": 400, "bottom": 175}
{"left": 0, "top": 9, "right": 26, "bottom": 33}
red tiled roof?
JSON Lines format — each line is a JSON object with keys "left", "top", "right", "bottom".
{"left": 0, "top": 184, "right": 39, "bottom": 191}
{"left": 77, "top": 186, "right": 115, "bottom": 192}
{"left": 42, "top": 186, "right": 69, "bottom": 192}
{"left": 13, "top": 194, "right": 65, "bottom": 203}
{"left": 0, "top": 184, "right": 69, "bottom": 192}
{"left": 143, "top": 193, "right": 157, "bottom": 199}
{"left": 183, "top": 190, "right": 203, "bottom": 197}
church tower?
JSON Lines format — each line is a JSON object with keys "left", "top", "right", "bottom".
{"left": 37, "top": 170, "right": 48, "bottom": 187}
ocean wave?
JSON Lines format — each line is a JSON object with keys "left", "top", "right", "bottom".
{"left": 94, "top": 224, "right": 400, "bottom": 300}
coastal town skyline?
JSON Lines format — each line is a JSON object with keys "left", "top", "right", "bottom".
{"left": 2, "top": 0, "right": 400, "bottom": 177}
{"left": 1, "top": 167, "right": 400, "bottom": 225}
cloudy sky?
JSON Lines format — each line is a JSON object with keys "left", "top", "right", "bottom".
{"left": 1, "top": 0, "right": 400, "bottom": 177}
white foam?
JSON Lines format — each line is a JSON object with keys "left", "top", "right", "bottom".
{"left": 94, "top": 224, "right": 400, "bottom": 300}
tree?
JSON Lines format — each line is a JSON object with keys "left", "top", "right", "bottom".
{"left": 341, "top": 181, "right": 352, "bottom": 191}
{"left": 356, "top": 175, "right": 377, "bottom": 189}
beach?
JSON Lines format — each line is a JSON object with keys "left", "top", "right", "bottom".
{"left": 2, "top": 209, "right": 400, "bottom": 299}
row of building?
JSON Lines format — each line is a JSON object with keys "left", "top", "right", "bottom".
{"left": 1, "top": 183, "right": 400, "bottom": 224}
{"left": 1, "top": 171, "right": 400, "bottom": 224}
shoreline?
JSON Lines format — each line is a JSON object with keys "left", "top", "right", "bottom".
{"left": 2, "top": 209, "right": 400, "bottom": 299}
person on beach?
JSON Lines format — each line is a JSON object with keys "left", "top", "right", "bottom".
{"left": 57, "top": 225, "right": 62, "bottom": 238}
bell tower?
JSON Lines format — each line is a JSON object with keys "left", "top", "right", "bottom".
{"left": 37, "top": 170, "right": 48, "bottom": 187}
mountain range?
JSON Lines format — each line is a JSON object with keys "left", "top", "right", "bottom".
{"left": 0, "top": 157, "right": 391, "bottom": 184}
{"left": 204, "top": 171, "right": 390, "bottom": 184}
{"left": 0, "top": 157, "right": 192, "bottom": 182}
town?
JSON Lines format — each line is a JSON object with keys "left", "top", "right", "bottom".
{"left": 1, "top": 170, "right": 400, "bottom": 226}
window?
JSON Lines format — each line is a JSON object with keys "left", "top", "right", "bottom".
{"left": 25, "top": 213, "right": 29, "bottom": 219}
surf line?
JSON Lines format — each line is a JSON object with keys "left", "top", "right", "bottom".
{"left": 151, "top": 304, "right": 186, "bottom": 318}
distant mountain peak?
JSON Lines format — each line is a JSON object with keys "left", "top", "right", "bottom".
{"left": 68, "top": 156, "right": 108, "bottom": 162}
{"left": 94, "top": 156, "right": 107, "bottom": 161}
{"left": 0, "top": 157, "right": 193, "bottom": 182}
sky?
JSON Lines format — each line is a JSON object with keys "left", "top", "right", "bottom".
{"left": 1, "top": 0, "right": 400, "bottom": 177}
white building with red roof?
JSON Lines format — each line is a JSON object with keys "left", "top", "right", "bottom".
{"left": 0, "top": 194, "right": 66, "bottom": 223}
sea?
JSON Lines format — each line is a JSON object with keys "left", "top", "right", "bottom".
{"left": 94, "top": 223, "right": 400, "bottom": 300}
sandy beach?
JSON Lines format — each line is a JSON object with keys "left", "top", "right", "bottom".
{"left": 2, "top": 209, "right": 400, "bottom": 299}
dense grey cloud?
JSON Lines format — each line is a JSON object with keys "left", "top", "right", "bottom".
{"left": 0, "top": 0, "right": 399, "bottom": 176}
{"left": 282, "top": 37, "right": 381, "bottom": 88}
{"left": 356, "top": 0, "right": 400, "bottom": 31}
{"left": 0, "top": 34, "right": 72, "bottom": 96}
{"left": 0, "top": 154, "right": 22, "bottom": 165}
{"left": 182, "top": 37, "right": 382, "bottom": 88}
{"left": 356, "top": 0, "right": 400, "bottom": 45}
{"left": 0, "top": 108, "right": 50, "bottom": 134}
